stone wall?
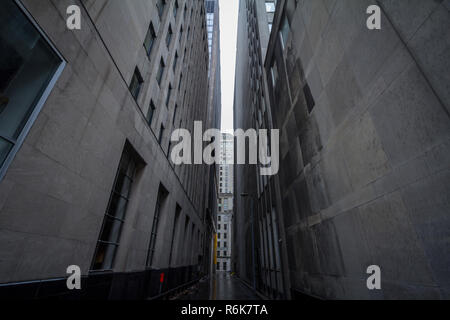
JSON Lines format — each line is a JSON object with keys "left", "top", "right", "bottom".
{"left": 266, "top": 0, "right": 450, "bottom": 299}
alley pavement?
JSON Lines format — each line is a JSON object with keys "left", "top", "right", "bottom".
{"left": 176, "top": 273, "right": 260, "bottom": 300}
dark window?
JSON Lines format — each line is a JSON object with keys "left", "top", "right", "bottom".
{"left": 92, "top": 142, "right": 142, "bottom": 270}
{"left": 173, "top": 0, "right": 178, "bottom": 18}
{"left": 158, "top": 124, "right": 165, "bottom": 144}
{"left": 157, "top": 58, "right": 165, "bottom": 85}
{"left": 167, "top": 140, "right": 172, "bottom": 157}
{"left": 173, "top": 104, "right": 178, "bottom": 125}
{"left": 179, "top": 26, "right": 183, "bottom": 43}
{"left": 173, "top": 52, "right": 179, "bottom": 72}
{"left": 166, "top": 84, "right": 172, "bottom": 106}
{"left": 168, "top": 205, "right": 181, "bottom": 266}
{"left": 144, "top": 23, "right": 156, "bottom": 57}
{"left": 146, "top": 184, "right": 169, "bottom": 267}
{"left": 147, "top": 100, "right": 156, "bottom": 125}
{"left": 166, "top": 25, "right": 173, "bottom": 48}
{"left": 178, "top": 73, "right": 183, "bottom": 91}
{"left": 0, "top": 1, "right": 63, "bottom": 177}
{"left": 157, "top": 0, "right": 166, "bottom": 19}
{"left": 303, "top": 83, "right": 315, "bottom": 113}
{"left": 129, "top": 68, "right": 143, "bottom": 100}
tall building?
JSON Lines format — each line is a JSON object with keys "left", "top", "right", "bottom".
{"left": 217, "top": 133, "right": 233, "bottom": 272}
{"left": 205, "top": 0, "right": 222, "bottom": 131}
{"left": 0, "top": 0, "right": 214, "bottom": 299}
{"left": 233, "top": 0, "right": 288, "bottom": 299}
{"left": 234, "top": 0, "right": 450, "bottom": 300}
{"left": 203, "top": 0, "right": 222, "bottom": 278}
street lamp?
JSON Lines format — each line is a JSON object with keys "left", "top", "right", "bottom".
{"left": 240, "top": 193, "right": 256, "bottom": 291}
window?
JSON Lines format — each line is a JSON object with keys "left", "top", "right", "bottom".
{"left": 173, "top": 52, "right": 179, "bottom": 72}
{"left": 224, "top": 241, "right": 227, "bottom": 247}
{"left": 173, "top": 104, "right": 178, "bottom": 125}
{"left": 166, "top": 84, "right": 172, "bottom": 106}
{"left": 224, "top": 251, "right": 227, "bottom": 257}
{"left": 280, "top": 15, "right": 290, "bottom": 49}
{"left": 224, "top": 224, "right": 227, "bottom": 230}
{"left": 166, "top": 25, "right": 173, "bottom": 48}
{"left": 303, "top": 83, "right": 316, "bottom": 113}
{"left": 224, "top": 233, "right": 227, "bottom": 239}
{"left": 271, "top": 60, "right": 279, "bottom": 89}
{"left": 223, "top": 262, "right": 227, "bottom": 270}
{"left": 147, "top": 100, "right": 156, "bottom": 125}
{"left": 156, "top": 0, "right": 166, "bottom": 19}
{"left": 92, "top": 142, "right": 142, "bottom": 270}
{"left": 179, "top": 26, "right": 183, "bottom": 43}
{"left": 129, "top": 68, "right": 143, "bottom": 100}
{"left": 178, "top": 73, "right": 183, "bottom": 91}
{"left": 168, "top": 205, "right": 181, "bottom": 266}
{"left": 157, "top": 58, "right": 165, "bottom": 85}
{"left": 173, "top": 0, "right": 178, "bottom": 18}
{"left": 218, "top": 233, "right": 221, "bottom": 239}
{"left": 144, "top": 23, "right": 156, "bottom": 57}
{"left": 217, "top": 241, "right": 220, "bottom": 248}
{"left": 146, "top": 184, "right": 169, "bottom": 267}
{"left": 0, "top": 1, "right": 65, "bottom": 179}
{"left": 158, "top": 124, "right": 165, "bottom": 144}
{"left": 265, "top": 2, "right": 276, "bottom": 13}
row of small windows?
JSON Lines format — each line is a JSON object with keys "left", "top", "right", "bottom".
{"left": 217, "top": 262, "right": 227, "bottom": 271}
{"left": 217, "top": 241, "right": 228, "bottom": 248}
{"left": 217, "top": 223, "right": 228, "bottom": 230}
{"left": 218, "top": 251, "right": 228, "bottom": 257}
{"left": 217, "top": 232, "right": 228, "bottom": 239}
{"left": 129, "top": 0, "right": 204, "bottom": 152}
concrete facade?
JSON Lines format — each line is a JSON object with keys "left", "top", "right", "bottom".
{"left": 233, "top": 0, "right": 289, "bottom": 299}
{"left": 0, "top": 0, "right": 214, "bottom": 299}
{"left": 262, "top": 0, "right": 450, "bottom": 299}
